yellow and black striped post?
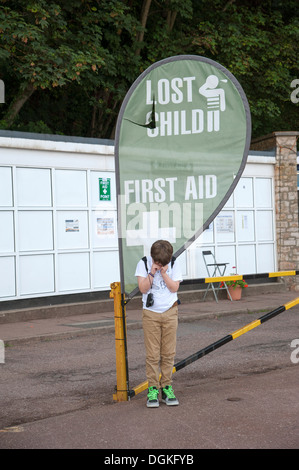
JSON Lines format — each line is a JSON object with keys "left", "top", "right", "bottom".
{"left": 110, "top": 282, "right": 129, "bottom": 401}
{"left": 128, "top": 296, "right": 299, "bottom": 398}
{"left": 126, "top": 270, "right": 299, "bottom": 301}
{"left": 195, "top": 270, "right": 299, "bottom": 286}
{"left": 174, "top": 297, "right": 299, "bottom": 372}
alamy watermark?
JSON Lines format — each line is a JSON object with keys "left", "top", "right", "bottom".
{"left": 290, "top": 339, "right": 299, "bottom": 364}
{"left": 290, "top": 79, "right": 299, "bottom": 104}
{"left": 0, "top": 79, "right": 4, "bottom": 103}
{"left": 0, "top": 340, "right": 4, "bottom": 364}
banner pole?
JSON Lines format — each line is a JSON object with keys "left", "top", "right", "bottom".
{"left": 110, "top": 282, "right": 129, "bottom": 401}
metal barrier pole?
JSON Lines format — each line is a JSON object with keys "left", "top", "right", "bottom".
{"left": 129, "top": 296, "right": 299, "bottom": 398}
{"left": 110, "top": 282, "right": 128, "bottom": 401}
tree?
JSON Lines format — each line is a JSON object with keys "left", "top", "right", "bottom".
{"left": 0, "top": 0, "right": 298, "bottom": 139}
{"left": 0, "top": 0, "right": 139, "bottom": 133}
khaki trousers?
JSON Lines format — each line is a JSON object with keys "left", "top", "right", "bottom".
{"left": 142, "top": 304, "right": 178, "bottom": 389}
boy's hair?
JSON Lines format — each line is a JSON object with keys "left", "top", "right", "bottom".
{"left": 151, "top": 240, "right": 173, "bottom": 266}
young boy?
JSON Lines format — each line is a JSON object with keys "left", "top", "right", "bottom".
{"left": 135, "top": 240, "right": 182, "bottom": 408}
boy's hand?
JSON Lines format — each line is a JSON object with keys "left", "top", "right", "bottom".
{"left": 160, "top": 264, "right": 180, "bottom": 293}
{"left": 160, "top": 265, "right": 169, "bottom": 275}
{"left": 151, "top": 262, "right": 162, "bottom": 275}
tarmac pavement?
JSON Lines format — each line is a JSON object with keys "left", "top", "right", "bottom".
{"left": 1, "top": 289, "right": 299, "bottom": 345}
{"left": 1, "top": 287, "right": 299, "bottom": 450}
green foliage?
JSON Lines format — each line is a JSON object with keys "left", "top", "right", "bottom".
{"left": 0, "top": 0, "right": 298, "bottom": 139}
{"left": 13, "top": 119, "right": 53, "bottom": 134}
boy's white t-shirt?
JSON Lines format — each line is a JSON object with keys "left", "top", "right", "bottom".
{"left": 135, "top": 256, "right": 182, "bottom": 313}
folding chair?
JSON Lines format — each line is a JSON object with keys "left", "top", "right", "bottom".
{"left": 202, "top": 250, "right": 233, "bottom": 302}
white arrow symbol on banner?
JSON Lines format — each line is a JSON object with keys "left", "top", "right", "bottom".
{"left": 126, "top": 211, "right": 176, "bottom": 256}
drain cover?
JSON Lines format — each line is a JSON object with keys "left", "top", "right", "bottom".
{"left": 226, "top": 397, "right": 242, "bottom": 402}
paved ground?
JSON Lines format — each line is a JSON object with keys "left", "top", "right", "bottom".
{"left": 1, "top": 290, "right": 298, "bottom": 345}
{"left": 0, "top": 290, "right": 299, "bottom": 450}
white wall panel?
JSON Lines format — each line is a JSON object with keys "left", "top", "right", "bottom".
{"left": 93, "top": 251, "right": 119, "bottom": 288}
{"left": 255, "top": 178, "right": 272, "bottom": 207}
{"left": 256, "top": 211, "right": 273, "bottom": 240}
{"left": 18, "top": 211, "right": 53, "bottom": 251}
{"left": 237, "top": 245, "right": 256, "bottom": 274}
{"left": 0, "top": 211, "right": 14, "bottom": 252}
{"left": 177, "top": 250, "right": 187, "bottom": 277}
{"left": 0, "top": 167, "right": 13, "bottom": 206}
{"left": 92, "top": 210, "right": 118, "bottom": 248}
{"left": 216, "top": 211, "right": 235, "bottom": 243}
{"left": 55, "top": 170, "right": 87, "bottom": 207}
{"left": 16, "top": 168, "right": 52, "bottom": 206}
{"left": 193, "top": 246, "right": 215, "bottom": 278}
{"left": 0, "top": 257, "right": 15, "bottom": 297}
{"left": 58, "top": 252, "right": 90, "bottom": 291}
{"left": 57, "top": 211, "right": 89, "bottom": 249}
{"left": 236, "top": 211, "right": 255, "bottom": 242}
{"left": 19, "top": 255, "right": 54, "bottom": 295}
{"left": 257, "top": 244, "right": 275, "bottom": 273}
{"left": 235, "top": 177, "right": 253, "bottom": 207}
{"left": 217, "top": 245, "right": 236, "bottom": 274}
{"left": 196, "top": 222, "right": 214, "bottom": 245}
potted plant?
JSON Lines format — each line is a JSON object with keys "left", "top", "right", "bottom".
{"left": 221, "top": 267, "right": 248, "bottom": 300}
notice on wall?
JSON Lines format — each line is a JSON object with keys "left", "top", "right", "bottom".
{"left": 65, "top": 219, "right": 79, "bottom": 232}
{"left": 99, "top": 177, "right": 111, "bottom": 201}
{"left": 216, "top": 214, "right": 234, "bottom": 233}
{"left": 97, "top": 216, "right": 115, "bottom": 237}
{"left": 241, "top": 214, "right": 248, "bottom": 230}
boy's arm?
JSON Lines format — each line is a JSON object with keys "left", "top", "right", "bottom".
{"left": 137, "top": 275, "right": 152, "bottom": 294}
{"left": 137, "top": 262, "right": 164, "bottom": 293}
{"left": 160, "top": 266, "right": 180, "bottom": 293}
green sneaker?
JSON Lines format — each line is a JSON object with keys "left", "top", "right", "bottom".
{"left": 147, "top": 386, "right": 159, "bottom": 408}
{"left": 161, "top": 385, "right": 179, "bottom": 406}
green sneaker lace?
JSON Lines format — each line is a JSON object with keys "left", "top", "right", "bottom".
{"left": 147, "top": 386, "right": 159, "bottom": 401}
{"left": 163, "top": 385, "right": 176, "bottom": 399}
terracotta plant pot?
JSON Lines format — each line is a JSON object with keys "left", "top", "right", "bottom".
{"left": 227, "top": 285, "right": 242, "bottom": 301}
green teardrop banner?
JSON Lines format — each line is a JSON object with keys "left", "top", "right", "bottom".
{"left": 115, "top": 55, "right": 251, "bottom": 295}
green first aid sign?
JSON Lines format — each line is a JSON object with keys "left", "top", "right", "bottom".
{"left": 99, "top": 177, "right": 111, "bottom": 201}
{"left": 115, "top": 55, "right": 251, "bottom": 294}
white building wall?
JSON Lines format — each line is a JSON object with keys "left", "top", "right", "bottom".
{"left": 0, "top": 136, "right": 276, "bottom": 301}
{"left": 185, "top": 157, "right": 276, "bottom": 280}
